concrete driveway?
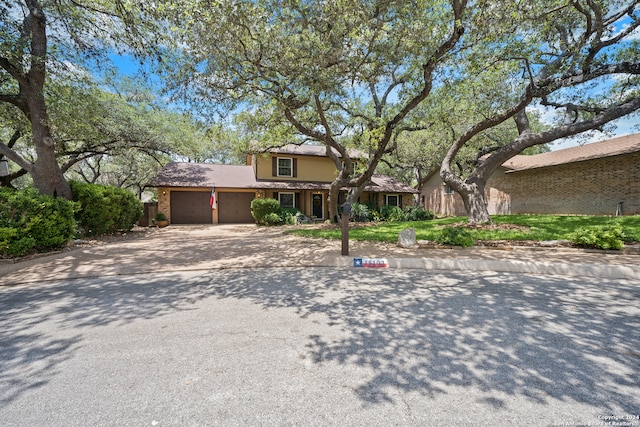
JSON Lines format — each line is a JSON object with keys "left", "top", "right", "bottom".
{"left": 1, "top": 224, "right": 639, "bottom": 285}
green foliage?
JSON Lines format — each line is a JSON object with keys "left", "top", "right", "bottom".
{"left": 435, "top": 227, "right": 476, "bottom": 247}
{"left": 379, "top": 205, "right": 407, "bottom": 222}
{"left": 403, "top": 205, "right": 434, "bottom": 221}
{"left": 251, "top": 198, "right": 281, "bottom": 225}
{"left": 290, "top": 215, "right": 640, "bottom": 245}
{"left": 251, "top": 199, "right": 301, "bottom": 226}
{"left": 568, "top": 224, "right": 625, "bottom": 250}
{"left": 155, "top": 212, "right": 167, "bottom": 221}
{"left": 279, "top": 207, "right": 299, "bottom": 225}
{"left": 70, "top": 181, "right": 142, "bottom": 236}
{"left": 263, "top": 212, "right": 284, "bottom": 226}
{"left": 350, "top": 202, "right": 370, "bottom": 222}
{"left": 0, "top": 187, "right": 78, "bottom": 257}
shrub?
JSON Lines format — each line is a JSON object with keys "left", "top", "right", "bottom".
{"left": 0, "top": 187, "right": 78, "bottom": 257}
{"left": 436, "top": 227, "right": 475, "bottom": 247}
{"left": 70, "top": 181, "right": 142, "bottom": 236}
{"left": 568, "top": 224, "right": 625, "bottom": 250}
{"left": 279, "top": 207, "right": 299, "bottom": 225}
{"left": 263, "top": 212, "right": 284, "bottom": 226}
{"left": 403, "top": 205, "right": 434, "bottom": 221}
{"left": 350, "top": 202, "right": 370, "bottom": 222}
{"left": 251, "top": 198, "right": 281, "bottom": 225}
{"left": 379, "top": 205, "right": 407, "bottom": 222}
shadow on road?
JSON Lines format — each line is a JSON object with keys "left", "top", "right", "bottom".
{"left": 1, "top": 268, "right": 639, "bottom": 414}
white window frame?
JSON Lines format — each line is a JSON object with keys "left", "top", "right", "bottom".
{"left": 278, "top": 192, "right": 295, "bottom": 209}
{"left": 444, "top": 185, "right": 454, "bottom": 195}
{"left": 277, "top": 157, "right": 293, "bottom": 177}
{"left": 385, "top": 194, "right": 400, "bottom": 207}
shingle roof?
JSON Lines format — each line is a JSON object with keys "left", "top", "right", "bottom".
{"left": 366, "top": 175, "right": 419, "bottom": 193}
{"left": 151, "top": 162, "right": 417, "bottom": 193}
{"left": 503, "top": 133, "right": 640, "bottom": 172}
{"left": 150, "top": 162, "right": 256, "bottom": 188}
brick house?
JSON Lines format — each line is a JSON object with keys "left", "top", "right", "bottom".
{"left": 151, "top": 144, "right": 418, "bottom": 224}
{"left": 422, "top": 133, "right": 640, "bottom": 216}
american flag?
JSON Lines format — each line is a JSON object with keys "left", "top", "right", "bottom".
{"left": 209, "top": 186, "right": 216, "bottom": 210}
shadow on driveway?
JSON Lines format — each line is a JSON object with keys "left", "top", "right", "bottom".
{"left": 1, "top": 267, "right": 639, "bottom": 417}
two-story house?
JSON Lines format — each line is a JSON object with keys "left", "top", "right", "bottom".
{"left": 151, "top": 144, "right": 418, "bottom": 224}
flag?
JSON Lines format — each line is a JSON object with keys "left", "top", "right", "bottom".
{"left": 210, "top": 186, "right": 217, "bottom": 210}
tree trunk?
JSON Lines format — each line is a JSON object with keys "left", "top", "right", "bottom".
{"left": 28, "top": 91, "right": 72, "bottom": 198}
{"left": 327, "top": 179, "right": 342, "bottom": 223}
{"left": 460, "top": 184, "right": 491, "bottom": 224}
{"left": 31, "top": 139, "right": 72, "bottom": 198}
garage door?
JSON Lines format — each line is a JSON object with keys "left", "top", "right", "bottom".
{"left": 218, "top": 192, "right": 255, "bottom": 224}
{"left": 170, "top": 191, "right": 212, "bottom": 224}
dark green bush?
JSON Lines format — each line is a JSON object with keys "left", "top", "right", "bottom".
{"left": 251, "top": 198, "right": 281, "bottom": 225}
{"left": 568, "top": 224, "right": 625, "bottom": 250}
{"left": 350, "top": 202, "right": 370, "bottom": 222}
{"left": 263, "top": 212, "right": 284, "bottom": 226}
{"left": 279, "top": 207, "right": 299, "bottom": 225}
{"left": 436, "top": 227, "right": 475, "bottom": 247}
{"left": 379, "top": 205, "right": 407, "bottom": 222}
{"left": 0, "top": 187, "right": 78, "bottom": 257}
{"left": 70, "top": 181, "right": 142, "bottom": 236}
{"left": 403, "top": 205, "right": 435, "bottom": 221}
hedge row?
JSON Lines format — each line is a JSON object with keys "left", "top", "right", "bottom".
{"left": 0, "top": 182, "right": 142, "bottom": 257}
{"left": 70, "top": 181, "right": 142, "bottom": 236}
{"left": 0, "top": 187, "right": 78, "bottom": 256}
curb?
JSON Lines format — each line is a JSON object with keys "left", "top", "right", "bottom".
{"left": 333, "top": 256, "right": 640, "bottom": 280}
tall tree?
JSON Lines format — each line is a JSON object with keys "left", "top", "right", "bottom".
{"left": 0, "top": 0, "right": 156, "bottom": 197}
{"left": 439, "top": 0, "right": 640, "bottom": 223}
{"left": 156, "top": 0, "right": 474, "bottom": 220}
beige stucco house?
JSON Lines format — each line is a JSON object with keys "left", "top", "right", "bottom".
{"left": 422, "top": 133, "right": 640, "bottom": 216}
{"left": 151, "top": 144, "right": 418, "bottom": 224}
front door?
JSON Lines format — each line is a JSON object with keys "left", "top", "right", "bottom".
{"left": 312, "top": 193, "right": 324, "bottom": 219}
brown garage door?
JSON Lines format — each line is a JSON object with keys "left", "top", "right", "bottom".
{"left": 170, "top": 191, "right": 212, "bottom": 224}
{"left": 218, "top": 192, "right": 255, "bottom": 224}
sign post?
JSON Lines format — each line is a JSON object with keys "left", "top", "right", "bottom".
{"left": 341, "top": 202, "right": 351, "bottom": 256}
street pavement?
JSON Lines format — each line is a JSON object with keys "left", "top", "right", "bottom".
{"left": 0, "top": 225, "right": 639, "bottom": 426}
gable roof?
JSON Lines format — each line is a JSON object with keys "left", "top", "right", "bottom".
{"left": 150, "top": 162, "right": 256, "bottom": 188}
{"left": 503, "top": 133, "right": 640, "bottom": 172}
{"left": 367, "top": 174, "right": 419, "bottom": 193}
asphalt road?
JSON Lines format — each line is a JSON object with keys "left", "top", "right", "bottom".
{"left": 1, "top": 267, "right": 639, "bottom": 426}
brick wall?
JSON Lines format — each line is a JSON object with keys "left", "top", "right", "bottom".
{"left": 422, "top": 152, "right": 640, "bottom": 216}
{"left": 491, "top": 153, "right": 640, "bottom": 215}
{"left": 157, "top": 187, "right": 171, "bottom": 222}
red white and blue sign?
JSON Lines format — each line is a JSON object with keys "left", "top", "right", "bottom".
{"left": 354, "top": 258, "right": 388, "bottom": 268}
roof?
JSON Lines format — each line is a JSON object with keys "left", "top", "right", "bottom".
{"left": 151, "top": 162, "right": 417, "bottom": 193}
{"left": 150, "top": 162, "right": 256, "bottom": 188}
{"left": 367, "top": 175, "right": 419, "bottom": 193}
{"left": 266, "top": 144, "right": 368, "bottom": 159}
{"left": 503, "top": 133, "right": 640, "bottom": 172}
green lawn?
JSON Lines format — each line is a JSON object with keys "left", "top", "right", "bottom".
{"left": 288, "top": 215, "right": 640, "bottom": 243}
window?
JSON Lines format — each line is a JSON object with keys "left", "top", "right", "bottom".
{"left": 444, "top": 185, "right": 454, "bottom": 195}
{"left": 279, "top": 192, "right": 295, "bottom": 208}
{"left": 385, "top": 194, "right": 399, "bottom": 207}
{"left": 277, "top": 157, "right": 293, "bottom": 177}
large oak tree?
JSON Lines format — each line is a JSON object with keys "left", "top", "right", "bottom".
{"left": 0, "top": 0, "right": 156, "bottom": 197}
{"left": 156, "top": 0, "right": 478, "bottom": 220}
{"left": 439, "top": 0, "right": 640, "bottom": 223}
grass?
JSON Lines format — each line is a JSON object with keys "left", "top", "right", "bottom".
{"left": 288, "top": 214, "right": 640, "bottom": 244}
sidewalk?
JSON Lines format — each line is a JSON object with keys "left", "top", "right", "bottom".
{"left": 1, "top": 224, "right": 639, "bottom": 286}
